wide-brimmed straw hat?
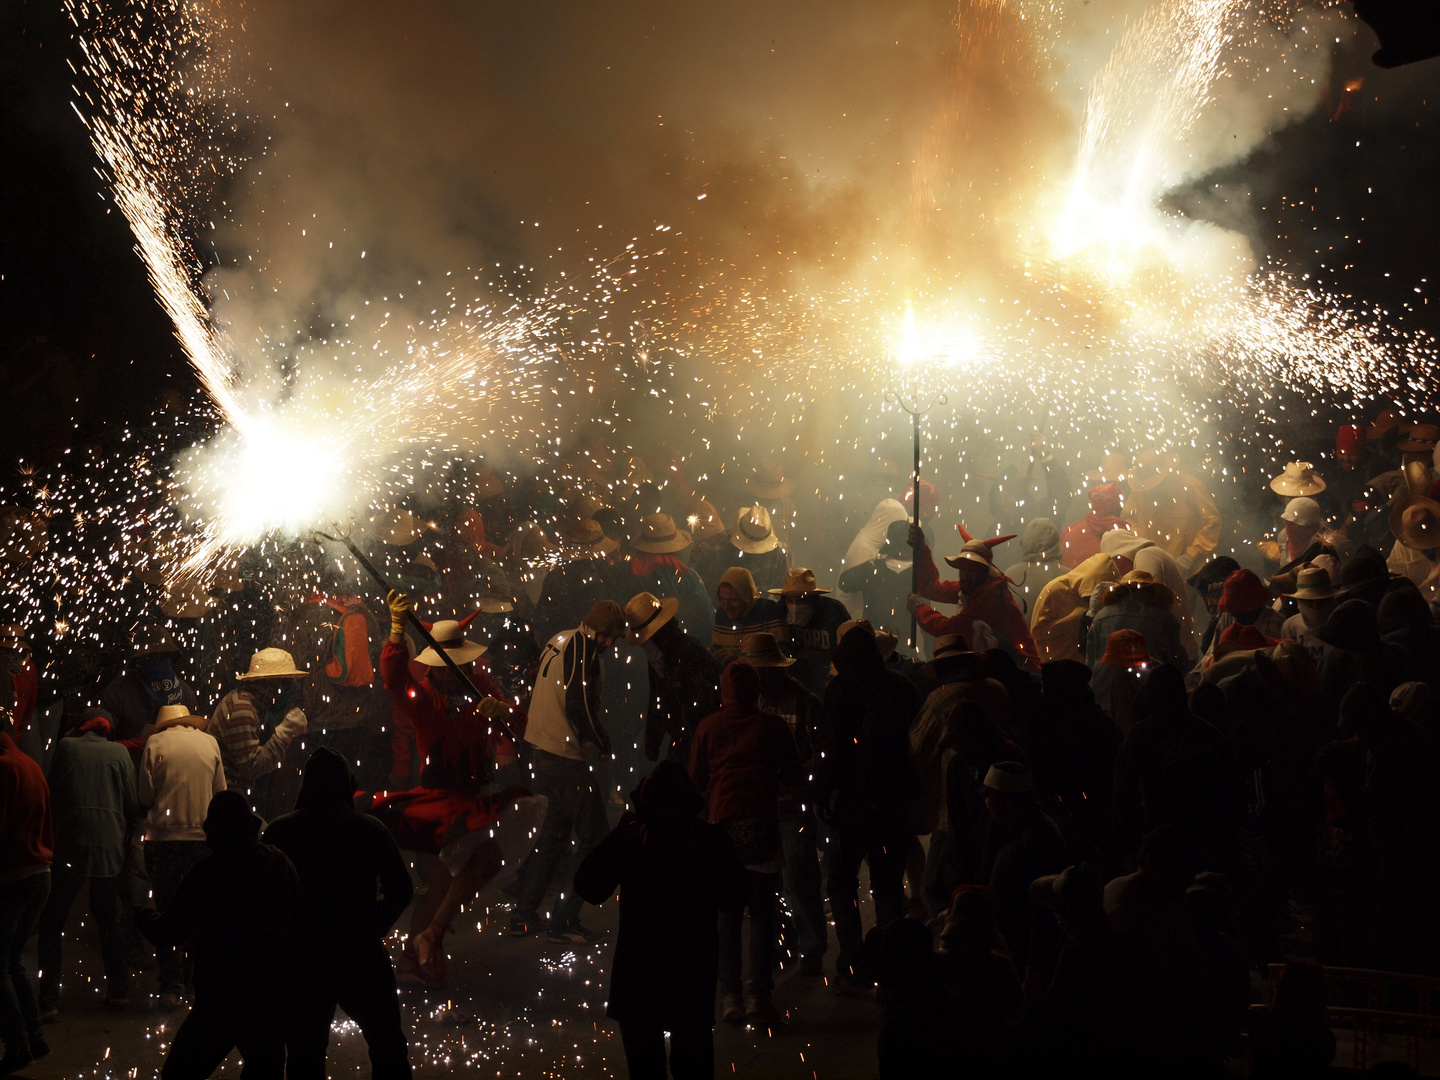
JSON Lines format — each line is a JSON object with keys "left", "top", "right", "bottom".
{"left": 414, "top": 620, "right": 488, "bottom": 667}
{"left": 920, "top": 633, "right": 977, "bottom": 678}
{"left": 1398, "top": 422, "right": 1440, "bottom": 453}
{"left": 738, "top": 632, "right": 795, "bottom": 667}
{"left": 625, "top": 591, "right": 680, "bottom": 644}
{"left": 729, "top": 505, "right": 781, "bottom": 554}
{"left": 746, "top": 459, "right": 794, "bottom": 499}
{"left": 630, "top": 513, "right": 692, "bottom": 554}
{"left": 376, "top": 507, "right": 425, "bottom": 547}
{"left": 161, "top": 581, "right": 217, "bottom": 620}
{"left": 236, "top": 647, "right": 310, "bottom": 681}
{"left": 130, "top": 622, "right": 179, "bottom": 658}
{"left": 1391, "top": 461, "right": 1440, "bottom": 550}
{"left": 1103, "top": 569, "right": 1177, "bottom": 610}
{"left": 1083, "top": 453, "right": 1130, "bottom": 486}
{"left": 1368, "top": 405, "right": 1400, "bottom": 441}
{"left": 559, "top": 518, "right": 619, "bottom": 557}
{"left": 0, "top": 624, "right": 30, "bottom": 654}
{"left": 768, "top": 567, "right": 831, "bottom": 596}
{"left": 1270, "top": 462, "right": 1327, "bottom": 498}
{"left": 1285, "top": 565, "right": 1339, "bottom": 601}
{"left": 1127, "top": 450, "right": 1180, "bottom": 494}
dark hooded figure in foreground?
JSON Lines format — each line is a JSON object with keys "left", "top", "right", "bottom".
{"left": 136, "top": 791, "right": 301, "bottom": 1080}
{"left": 574, "top": 761, "right": 747, "bottom": 1080}
{"left": 265, "top": 748, "right": 415, "bottom": 1080}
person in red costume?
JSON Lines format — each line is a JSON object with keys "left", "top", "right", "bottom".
{"left": 905, "top": 526, "right": 1039, "bottom": 667}
{"left": 1058, "top": 485, "right": 1130, "bottom": 569}
{"left": 367, "top": 590, "right": 543, "bottom": 986}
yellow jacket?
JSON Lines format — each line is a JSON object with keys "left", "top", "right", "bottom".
{"left": 1030, "top": 553, "right": 1121, "bottom": 664}
{"left": 1127, "top": 473, "right": 1221, "bottom": 565}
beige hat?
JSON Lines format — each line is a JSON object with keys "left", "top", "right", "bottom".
{"left": 559, "top": 518, "right": 620, "bottom": 557}
{"left": 686, "top": 499, "right": 726, "bottom": 543}
{"left": 1270, "top": 462, "right": 1327, "bottom": 498}
{"left": 1390, "top": 461, "right": 1440, "bottom": 551}
{"left": 746, "top": 459, "right": 794, "bottom": 499}
{"left": 625, "top": 591, "right": 680, "bottom": 644}
{"left": 1398, "top": 423, "right": 1440, "bottom": 453}
{"left": 630, "top": 514, "right": 692, "bottom": 554}
{"left": 161, "top": 581, "right": 217, "bottom": 620}
{"left": 1084, "top": 452, "right": 1129, "bottom": 486}
{"left": 920, "top": 633, "right": 976, "bottom": 678}
{"left": 236, "top": 647, "right": 310, "bottom": 681}
{"left": 1127, "top": 450, "right": 1180, "bottom": 494}
{"left": 943, "top": 538, "right": 1005, "bottom": 574}
{"left": 738, "top": 632, "right": 795, "bottom": 667}
{"left": 414, "top": 621, "right": 488, "bottom": 667}
{"left": 768, "top": 567, "right": 832, "bottom": 596}
{"left": 477, "top": 598, "right": 514, "bottom": 614}
{"left": 154, "top": 703, "right": 205, "bottom": 729}
{"left": 0, "top": 624, "right": 30, "bottom": 654}
{"left": 729, "top": 505, "right": 781, "bottom": 555}
{"left": 376, "top": 507, "right": 425, "bottom": 547}
{"left": 1285, "top": 565, "right": 1338, "bottom": 601}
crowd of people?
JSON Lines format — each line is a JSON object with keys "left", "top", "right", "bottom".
{"left": 2, "top": 409, "right": 1440, "bottom": 1078}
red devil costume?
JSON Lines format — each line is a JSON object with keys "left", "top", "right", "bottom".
{"left": 913, "top": 526, "right": 1039, "bottom": 665}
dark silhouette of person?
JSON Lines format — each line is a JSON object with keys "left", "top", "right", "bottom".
{"left": 136, "top": 790, "right": 300, "bottom": 1080}
{"left": 264, "top": 748, "right": 415, "bottom": 1079}
{"left": 574, "top": 761, "right": 747, "bottom": 1080}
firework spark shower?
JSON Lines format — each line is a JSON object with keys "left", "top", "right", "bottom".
{"left": 60, "top": 0, "right": 1437, "bottom": 562}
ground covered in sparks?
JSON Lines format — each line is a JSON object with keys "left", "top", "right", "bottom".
{"left": 24, "top": 866, "right": 881, "bottom": 1079}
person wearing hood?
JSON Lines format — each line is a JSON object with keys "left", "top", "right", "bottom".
{"left": 1085, "top": 571, "right": 1189, "bottom": 671}
{"left": 574, "top": 762, "right": 748, "bottom": 1080}
{"left": 626, "top": 592, "right": 720, "bottom": 767}
{"left": 1059, "top": 485, "right": 1129, "bottom": 569}
{"left": 838, "top": 517, "right": 919, "bottom": 645}
{"left": 1098, "top": 528, "right": 1199, "bottom": 662}
{"left": 690, "top": 661, "right": 801, "bottom": 1027}
{"left": 138, "top": 701, "right": 226, "bottom": 1009}
{"left": 265, "top": 749, "right": 414, "bottom": 1080}
{"left": 906, "top": 533, "right": 1039, "bottom": 667}
{"left": 1030, "top": 552, "right": 1123, "bottom": 664}
{"left": 137, "top": 791, "right": 301, "bottom": 1080}
{"left": 37, "top": 711, "right": 138, "bottom": 1020}
{"left": 690, "top": 505, "right": 790, "bottom": 597}
{"left": 1124, "top": 451, "right": 1222, "bottom": 574}
{"left": 710, "top": 567, "right": 786, "bottom": 664}
{"left": 820, "top": 622, "right": 923, "bottom": 986}
{"left": 1003, "top": 518, "right": 1065, "bottom": 617}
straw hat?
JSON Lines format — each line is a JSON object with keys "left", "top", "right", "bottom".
{"left": 161, "top": 580, "right": 217, "bottom": 620}
{"left": 630, "top": 513, "right": 692, "bottom": 554}
{"left": 130, "top": 622, "right": 179, "bottom": 658}
{"left": 0, "top": 624, "right": 30, "bottom": 654}
{"left": 414, "top": 620, "right": 488, "bottom": 667}
{"left": 236, "top": 647, "right": 310, "bottom": 681}
{"left": 919, "top": 633, "right": 977, "bottom": 678}
{"left": 376, "top": 507, "right": 425, "bottom": 547}
{"left": 768, "top": 567, "right": 832, "bottom": 597}
{"left": 943, "top": 537, "right": 1012, "bottom": 573}
{"left": 737, "top": 632, "right": 795, "bottom": 667}
{"left": 1104, "top": 569, "right": 1177, "bottom": 610}
{"left": 477, "top": 597, "right": 514, "bottom": 614}
{"left": 1083, "top": 453, "right": 1129, "bottom": 486}
{"left": 1390, "top": 461, "right": 1440, "bottom": 551}
{"left": 625, "top": 591, "right": 679, "bottom": 644}
{"left": 155, "top": 703, "right": 203, "bottom": 727}
{"left": 1284, "top": 565, "right": 1338, "bottom": 601}
{"left": 1280, "top": 497, "right": 1323, "bottom": 526}
{"left": 1398, "top": 423, "right": 1440, "bottom": 453}
{"left": 746, "top": 459, "right": 794, "bottom": 499}
{"left": 559, "top": 518, "right": 619, "bottom": 557}
{"left": 1270, "top": 462, "right": 1326, "bottom": 498}
{"left": 1127, "top": 450, "right": 1180, "bottom": 494}
{"left": 1368, "top": 405, "right": 1400, "bottom": 441}
{"left": 728, "top": 505, "right": 781, "bottom": 554}
{"left": 686, "top": 499, "right": 726, "bottom": 543}
{"left": 508, "top": 522, "right": 557, "bottom": 561}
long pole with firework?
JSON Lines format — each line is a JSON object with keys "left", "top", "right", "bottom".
{"left": 884, "top": 389, "right": 947, "bottom": 649}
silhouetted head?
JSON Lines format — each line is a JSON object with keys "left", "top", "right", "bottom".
{"left": 295, "top": 746, "right": 358, "bottom": 812}
{"left": 204, "top": 791, "right": 262, "bottom": 850}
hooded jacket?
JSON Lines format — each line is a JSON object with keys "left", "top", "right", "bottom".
{"left": 1099, "top": 530, "right": 1199, "bottom": 661}
{"left": 139, "top": 713, "right": 226, "bottom": 842}
{"left": 1003, "top": 518, "right": 1066, "bottom": 616}
{"left": 263, "top": 747, "right": 414, "bottom": 951}
{"left": 820, "top": 626, "right": 923, "bottom": 818}
{"left": 690, "top": 662, "right": 802, "bottom": 823}
{"left": 710, "top": 567, "right": 787, "bottom": 659}
{"left": 1030, "top": 553, "right": 1123, "bottom": 664}
{"left": 574, "top": 762, "right": 748, "bottom": 1029}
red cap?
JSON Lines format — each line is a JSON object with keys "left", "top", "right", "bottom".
{"left": 1089, "top": 483, "right": 1123, "bottom": 518}
{"left": 1218, "top": 568, "right": 1272, "bottom": 614}
{"left": 1216, "top": 623, "right": 1278, "bottom": 656}
{"left": 1336, "top": 424, "right": 1364, "bottom": 455}
{"left": 1100, "top": 629, "right": 1149, "bottom": 667}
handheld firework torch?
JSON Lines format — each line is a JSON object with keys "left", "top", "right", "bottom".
{"left": 313, "top": 523, "right": 519, "bottom": 746}
{"left": 885, "top": 390, "right": 948, "bottom": 649}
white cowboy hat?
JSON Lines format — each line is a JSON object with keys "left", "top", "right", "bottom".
{"left": 625, "top": 591, "right": 680, "bottom": 644}
{"left": 728, "top": 505, "right": 780, "bottom": 555}
{"left": 414, "top": 620, "right": 488, "bottom": 667}
{"left": 1270, "top": 462, "right": 1327, "bottom": 498}
{"left": 630, "top": 513, "right": 692, "bottom": 554}
{"left": 746, "top": 459, "right": 794, "bottom": 499}
{"left": 558, "top": 518, "right": 620, "bottom": 557}
{"left": 236, "top": 647, "right": 309, "bottom": 681}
